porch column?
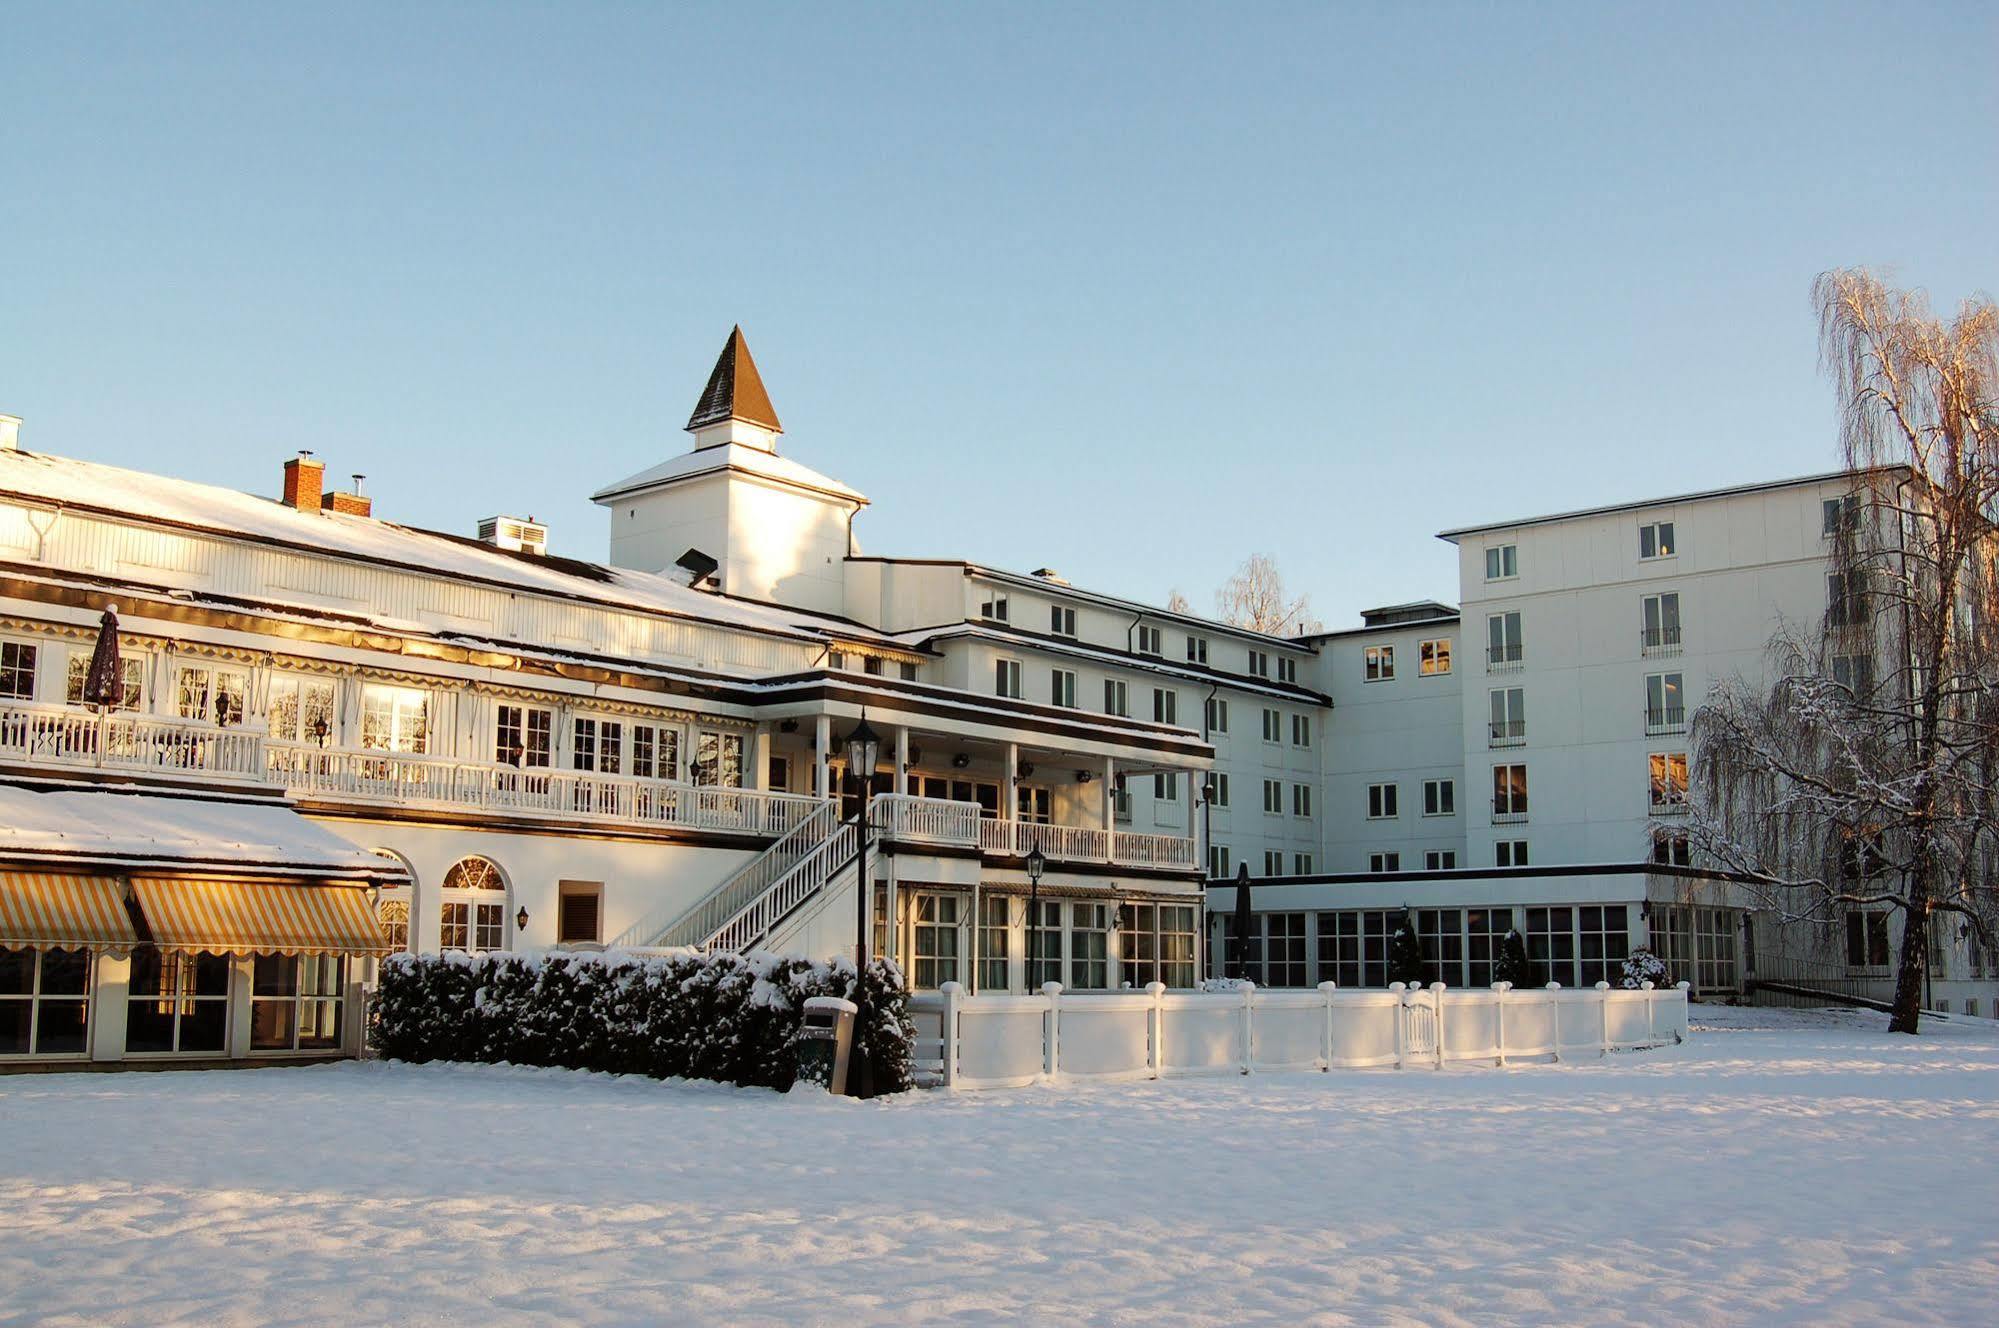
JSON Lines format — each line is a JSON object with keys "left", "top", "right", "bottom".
{"left": 1103, "top": 756, "right": 1117, "bottom": 863}
{"left": 750, "top": 726, "right": 771, "bottom": 792}
{"left": 895, "top": 726, "right": 911, "bottom": 796}
{"left": 814, "top": 715, "right": 831, "bottom": 798}
{"left": 1004, "top": 743, "right": 1019, "bottom": 822}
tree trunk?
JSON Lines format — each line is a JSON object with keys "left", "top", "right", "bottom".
{"left": 1889, "top": 882, "right": 1929, "bottom": 1035}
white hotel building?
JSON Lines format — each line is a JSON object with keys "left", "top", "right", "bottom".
{"left": 1, "top": 330, "right": 1990, "bottom": 1068}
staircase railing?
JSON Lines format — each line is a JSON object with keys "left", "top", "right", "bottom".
{"left": 614, "top": 798, "right": 837, "bottom": 948}
{"left": 705, "top": 819, "right": 860, "bottom": 954}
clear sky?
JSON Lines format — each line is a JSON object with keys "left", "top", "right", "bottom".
{"left": 3, "top": 3, "right": 1993, "bottom": 628}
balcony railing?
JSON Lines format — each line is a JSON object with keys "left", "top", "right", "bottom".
{"left": 868, "top": 793, "right": 1194, "bottom": 870}
{"left": 267, "top": 742, "right": 825, "bottom": 838}
{"left": 0, "top": 701, "right": 266, "bottom": 781}
{"left": 1640, "top": 627, "right": 1683, "bottom": 658}
{"left": 873, "top": 793, "right": 983, "bottom": 847}
{"left": 1491, "top": 800, "right": 1529, "bottom": 825}
{"left": 1486, "top": 645, "right": 1524, "bottom": 673}
{"left": 1649, "top": 793, "right": 1688, "bottom": 816}
{"left": 1487, "top": 718, "right": 1526, "bottom": 748}
{"left": 1644, "top": 706, "right": 1688, "bottom": 736}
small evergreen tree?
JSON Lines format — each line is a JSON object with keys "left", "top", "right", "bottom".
{"left": 1494, "top": 929, "right": 1535, "bottom": 988}
{"left": 1387, "top": 911, "right": 1426, "bottom": 986}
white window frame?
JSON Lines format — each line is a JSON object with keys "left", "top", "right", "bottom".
{"left": 1422, "top": 778, "right": 1455, "bottom": 816}
{"left": 1277, "top": 657, "right": 1297, "bottom": 684}
{"left": 1262, "top": 779, "right": 1283, "bottom": 815}
{"left": 1292, "top": 783, "right": 1312, "bottom": 818}
{"left": 1367, "top": 782, "right": 1398, "bottom": 820}
{"left": 1364, "top": 645, "right": 1395, "bottom": 682}
{"left": 1419, "top": 638, "right": 1452, "bottom": 676}
{"left": 1368, "top": 851, "right": 1401, "bottom": 874}
{"left": 1485, "top": 543, "right": 1518, "bottom": 581}
{"left": 994, "top": 658, "right": 1022, "bottom": 699}
{"left": 1050, "top": 668, "right": 1077, "bottom": 709}
{"left": 1291, "top": 713, "right": 1311, "bottom": 747}
{"left": 1050, "top": 605, "right": 1076, "bottom": 638}
{"left": 1424, "top": 850, "right": 1458, "bottom": 870}
{"left": 1638, "top": 519, "right": 1676, "bottom": 561}
{"left": 1103, "top": 677, "right": 1129, "bottom": 717}
{"left": 1261, "top": 707, "right": 1281, "bottom": 743}
{"left": 1135, "top": 625, "right": 1162, "bottom": 657}
{"left": 980, "top": 592, "right": 1009, "bottom": 622}
{"left": 1187, "top": 636, "right": 1208, "bottom": 665}
{"left": 1486, "top": 611, "right": 1523, "bottom": 669}
{"left": 1152, "top": 688, "right": 1177, "bottom": 725}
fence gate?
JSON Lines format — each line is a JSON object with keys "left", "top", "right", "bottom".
{"left": 1400, "top": 990, "right": 1439, "bottom": 1058}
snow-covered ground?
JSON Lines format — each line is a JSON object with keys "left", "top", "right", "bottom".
{"left": 3, "top": 1006, "right": 1995, "bottom": 1327}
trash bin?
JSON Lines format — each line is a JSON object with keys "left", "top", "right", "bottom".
{"left": 797, "top": 995, "right": 858, "bottom": 1095}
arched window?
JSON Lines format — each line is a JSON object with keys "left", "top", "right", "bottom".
{"left": 440, "top": 856, "right": 508, "bottom": 952}
{"left": 371, "top": 848, "right": 416, "bottom": 956}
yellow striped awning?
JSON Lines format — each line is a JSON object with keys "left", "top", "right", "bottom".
{"left": 131, "top": 877, "right": 391, "bottom": 957}
{"left": 0, "top": 873, "right": 140, "bottom": 952}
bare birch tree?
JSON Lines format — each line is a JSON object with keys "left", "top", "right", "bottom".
{"left": 1215, "top": 554, "right": 1315, "bottom": 636}
{"left": 1165, "top": 589, "right": 1193, "bottom": 615}
{"left": 1686, "top": 269, "right": 1998, "bottom": 1033}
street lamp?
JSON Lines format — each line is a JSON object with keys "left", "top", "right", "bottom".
{"left": 1025, "top": 846, "right": 1047, "bottom": 988}
{"left": 842, "top": 711, "right": 882, "bottom": 970}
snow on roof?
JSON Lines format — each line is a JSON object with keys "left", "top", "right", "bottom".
{"left": 0, "top": 448, "right": 895, "bottom": 647}
{"left": 590, "top": 442, "right": 867, "bottom": 505}
{"left": 0, "top": 784, "right": 406, "bottom": 878}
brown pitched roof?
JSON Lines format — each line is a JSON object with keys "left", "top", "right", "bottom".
{"left": 685, "top": 326, "right": 782, "bottom": 433}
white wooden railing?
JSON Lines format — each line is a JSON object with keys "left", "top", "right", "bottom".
{"left": 707, "top": 820, "right": 860, "bottom": 954}
{"left": 873, "top": 793, "right": 981, "bottom": 847}
{"left": 0, "top": 701, "right": 266, "bottom": 780}
{"left": 627, "top": 799, "right": 840, "bottom": 949}
{"left": 267, "top": 742, "right": 825, "bottom": 838}
{"left": 909, "top": 979, "right": 1693, "bottom": 1090}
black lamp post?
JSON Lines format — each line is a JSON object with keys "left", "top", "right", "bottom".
{"left": 842, "top": 711, "right": 882, "bottom": 970}
{"left": 1025, "top": 846, "right": 1047, "bottom": 988}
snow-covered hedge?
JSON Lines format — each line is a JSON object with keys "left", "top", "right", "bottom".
{"left": 370, "top": 949, "right": 915, "bottom": 1095}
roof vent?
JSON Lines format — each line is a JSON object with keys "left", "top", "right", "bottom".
{"left": 1030, "top": 567, "right": 1069, "bottom": 586}
{"left": 478, "top": 515, "right": 548, "bottom": 555}
{"left": 0, "top": 415, "right": 20, "bottom": 452}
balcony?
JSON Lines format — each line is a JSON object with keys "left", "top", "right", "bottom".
{"left": 1644, "top": 706, "right": 1687, "bottom": 737}
{"left": 873, "top": 792, "right": 1198, "bottom": 871}
{"left": 1487, "top": 718, "right": 1526, "bottom": 749}
{"left": 267, "top": 742, "right": 825, "bottom": 839}
{"left": 1649, "top": 793, "right": 1688, "bottom": 817}
{"left": 0, "top": 702, "right": 265, "bottom": 782}
{"left": 1491, "top": 800, "right": 1529, "bottom": 826}
{"left": 1486, "top": 645, "right": 1524, "bottom": 674}
{"left": 1641, "top": 626, "right": 1683, "bottom": 659}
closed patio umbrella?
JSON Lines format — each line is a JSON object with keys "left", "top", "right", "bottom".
{"left": 81, "top": 604, "right": 123, "bottom": 711}
{"left": 1229, "top": 861, "right": 1254, "bottom": 980}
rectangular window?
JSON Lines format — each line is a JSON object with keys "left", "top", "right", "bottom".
{"left": 978, "top": 894, "right": 1012, "bottom": 993}
{"left": 827, "top": 649, "right": 849, "bottom": 671}
{"left": 1208, "top": 844, "right": 1231, "bottom": 879}
{"left": 1496, "top": 840, "right": 1529, "bottom": 867}
{"left": 1292, "top": 783, "right": 1312, "bottom": 818}
{"left": 1823, "top": 493, "right": 1861, "bottom": 537}
{"left": 1050, "top": 605, "right": 1076, "bottom": 637}
{"left": 1423, "top": 778, "right": 1456, "bottom": 816}
{"left": 1151, "top": 772, "right": 1178, "bottom": 803}
{"left": 1277, "top": 657, "right": 1297, "bottom": 684}
{"left": 1645, "top": 672, "right": 1686, "bottom": 734}
{"left": 1068, "top": 902, "right": 1110, "bottom": 990}
{"left": 863, "top": 656, "right": 884, "bottom": 677}
{"left": 1577, "top": 905, "right": 1630, "bottom": 986}
{"left": 1102, "top": 678, "right": 1128, "bottom": 716}
{"left": 1152, "top": 688, "right": 1177, "bottom": 725}
{"left": 1293, "top": 853, "right": 1314, "bottom": 875}
{"left": 1204, "top": 696, "right": 1228, "bottom": 733}
{"left": 1136, "top": 625, "right": 1162, "bottom": 657}
{"left": 1291, "top": 714, "right": 1311, "bottom": 747}
{"left": 249, "top": 954, "right": 346, "bottom": 1052}
{"left": 558, "top": 884, "right": 602, "bottom": 944}
{"left": 1649, "top": 751, "right": 1689, "bottom": 811}
{"left": 694, "top": 730, "right": 745, "bottom": 787}
{"left": 1368, "top": 851, "right": 1400, "bottom": 874}
{"left": 1261, "top": 707, "right": 1281, "bottom": 742}
{"left": 1419, "top": 638, "right": 1452, "bottom": 675}
{"left": 980, "top": 593, "right": 1008, "bottom": 622}
{"left": 1316, "top": 910, "right": 1395, "bottom": 988}
{"left": 1466, "top": 907, "right": 1512, "bottom": 987}
{"left": 1263, "top": 779, "right": 1284, "bottom": 814}
{"left": 1050, "top": 668, "right": 1077, "bottom": 708}
{"left": 1424, "top": 850, "right": 1458, "bottom": 870}
{"left": 1367, "top": 782, "right": 1398, "bottom": 819}
{"left": 0, "top": 947, "right": 91, "bottom": 1057}
{"left": 1827, "top": 571, "right": 1868, "bottom": 627}
{"left": 1485, "top": 543, "right": 1518, "bottom": 580}
{"left": 1416, "top": 908, "right": 1466, "bottom": 986}
{"left": 495, "top": 704, "right": 553, "bottom": 768}
{"left": 1639, "top": 520, "right": 1676, "bottom": 560}
{"left": 1832, "top": 653, "right": 1875, "bottom": 698}
{"left": 1187, "top": 636, "right": 1208, "bottom": 665}
{"left": 994, "top": 658, "right": 1022, "bottom": 699}
{"left": 911, "top": 893, "right": 963, "bottom": 991}
{"left": 1364, "top": 645, "right": 1395, "bottom": 681}
{"left": 1652, "top": 831, "right": 1691, "bottom": 866}
{"left": 1845, "top": 911, "right": 1891, "bottom": 969}
{"left": 125, "top": 949, "right": 230, "bottom": 1054}
{"left": 1489, "top": 686, "right": 1526, "bottom": 746}
{"left": 0, "top": 641, "right": 37, "bottom": 700}
{"left": 1264, "top": 850, "right": 1285, "bottom": 876}
{"left": 1116, "top": 901, "right": 1197, "bottom": 991}
{"left": 267, "top": 675, "right": 336, "bottom": 744}
{"left": 176, "top": 664, "right": 249, "bottom": 726}
{"left": 1208, "top": 773, "right": 1230, "bottom": 808}
{"left": 1247, "top": 649, "right": 1269, "bottom": 678}
{"left": 630, "top": 723, "right": 678, "bottom": 781}
{"left": 67, "top": 653, "right": 144, "bottom": 711}
{"left": 361, "top": 683, "right": 429, "bottom": 754}
{"left": 899, "top": 661, "right": 919, "bottom": 682}
{"left": 1525, "top": 906, "right": 1575, "bottom": 986}
{"left": 1641, "top": 592, "right": 1682, "bottom": 655}
{"left": 1028, "top": 899, "right": 1063, "bottom": 989}
{"left": 1261, "top": 913, "right": 1308, "bottom": 988}
{"left": 1486, "top": 612, "right": 1523, "bottom": 668}
{"left": 1492, "top": 764, "right": 1528, "bottom": 820}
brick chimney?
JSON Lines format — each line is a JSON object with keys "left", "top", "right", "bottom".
{"left": 282, "top": 452, "right": 325, "bottom": 515}
{"left": 327, "top": 472, "right": 373, "bottom": 518}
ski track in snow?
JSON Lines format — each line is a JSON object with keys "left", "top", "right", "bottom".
{"left": 2, "top": 1006, "right": 1995, "bottom": 1327}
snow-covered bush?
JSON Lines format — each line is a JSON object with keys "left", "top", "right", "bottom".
{"left": 1387, "top": 912, "right": 1426, "bottom": 986}
{"left": 1197, "top": 976, "right": 1254, "bottom": 993}
{"left": 370, "top": 949, "right": 913, "bottom": 1095}
{"left": 1620, "top": 949, "right": 1672, "bottom": 990}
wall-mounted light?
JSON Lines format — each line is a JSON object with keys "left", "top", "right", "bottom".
{"left": 907, "top": 745, "right": 923, "bottom": 765}
{"left": 1019, "top": 761, "right": 1036, "bottom": 779}
{"left": 780, "top": 719, "right": 799, "bottom": 734}
{"left": 952, "top": 752, "right": 971, "bottom": 769}
{"left": 1076, "top": 770, "right": 1093, "bottom": 784}
{"left": 516, "top": 907, "right": 530, "bottom": 932}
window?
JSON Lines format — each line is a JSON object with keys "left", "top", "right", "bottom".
{"left": 1152, "top": 688, "right": 1177, "bottom": 725}
{"left": 1278, "top": 657, "right": 1297, "bottom": 684}
{"left": 1136, "top": 625, "right": 1162, "bottom": 657}
{"left": 1488, "top": 686, "right": 1526, "bottom": 746}
{"left": 1205, "top": 696, "right": 1228, "bottom": 733}
{"left": 1652, "top": 830, "right": 1691, "bottom": 866}
{"left": 1525, "top": 907, "right": 1573, "bottom": 986}
{"left": 1050, "top": 669, "right": 1077, "bottom": 708}
{"left": 496, "top": 704, "right": 553, "bottom": 768}
{"left": 1423, "top": 778, "right": 1456, "bottom": 816}
{"left": 980, "top": 593, "right": 1008, "bottom": 622}
{"left": 0, "top": 641, "right": 36, "bottom": 700}
{"left": 1497, "top": 840, "right": 1529, "bottom": 867}
{"left": 899, "top": 661, "right": 919, "bottom": 682}
{"left": 1068, "top": 902, "right": 1110, "bottom": 990}
{"left": 1641, "top": 592, "right": 1682, "bottom": 656}
{"left": 1466, "top": 907, "right": 1512, "bottom": 987}
{"left": 1827, "top": 571, "right": 1868, "bottom": 627}
{"left": 1649, "top": 752, "right": 1689, "bottom": 811}
{"left": 630, "top": 722, "right": 679, "bottom": 781}
{"left": 175, "top": 664, "right": 249, "bottom": 726}
{"left": 1639, "top": 520, "right": 1676, "bottom": 560}
{"left": 1187, "top": 636, "right": 1208, "bottom": 665}
{"left": 1577, "top": 905, "right": 1630, "bottom": 985}
{"left": 1247, "top": 649, "right": 1269, "bottom": 677}
{"left": 558, "top": 883, "right": 602, "bottom": 945}
{"left": 1028, "top": 899, "right": 1063, "bottom": 989}
{"left": 1293, "top": 853, "right": 1315, "bottom": 875}
{"left": 66, "top": 653, "right": 144, "bottom": 711}
{"left": 376, "top": 896, "right": 410, "bottom": 951}
{"left": 125, "top": 949, "right": 229, "bottom": 1054}
{"left": 1018, "top": 785, "right": 1053, "bottom": 824}
{"left": 439, "top": 857, "right": 508, "bottom": 952}
{"left": 1486, "top": 612, "right": 1523, "bottom": 668}
{"left": 267, "top": 675, "right": 336, "bottom": 744}
{"left": 694, "top": 730, "right": 745, "bottom": 787}
{"left": 1317, "top": 910, "right": 1395, "bottom": 988}
{"left": 1208, "top": 844, "right": 1231, "bottom": 879}
{"left": 1823, "top": 493, "right": 1861, "bottom": 537}
{"left": 1492, "top": 764, "right": 1528, "bottom": 821}
{"left": 994, "top": 658, "right": 1022, "bottom": 699}
{"left": 1050, "top": 605, "right": 1076, "bottom": 637}
{"left": 1416, "top": 909, "right": 1466, "bottom": 985}
{"left": 1263, "top": 779, "right": 1284, "bottom": 814}
{"left": 1103, "top": 678, "right": 1129, "bottom": 716}
{"left": 0, "top": 947, "right": 90, "bottom": 1056}
{"left": 911, "top": 893, "right": 963, "bottom": 990}
{"left": 827, "top": 649, "right": 849, "bottom": 671}
{"left": 1485, "top": 543, "right": 1518, "bottom": 580}
{"left": 1261, "top": 708, "right": 1281, "bottom": 742}
{"left": 1264, "top": 850, "right": 1285, "bottom": 876}
{"left": 978, "top": 895, "right": 1013, "bottom": 993}
{"left": 1119, "top": 902, "right": 1198, "bottom": 990}
{"left": 1368, "top": 851, "right": 1400, "bottom": 873}
{"left": 1364, "top": 645, "right": 1395, "bottom": 681}
{"left": 1291, "top": 714, "right": 1311, "bottom": 747}
{"left": 1419, "top": 638, "right": 1452, "bottom": 676}
{"left": 1367, "top": 782, "right": 1398, "bottom": 819}
{"left": 1207, "top": 773, "right": 1230, "bottom": 808}
{"left": 250, "top": 955, "right": 345, "bottom": 1052}
{"left": 1261, "top": 913, "right": 1308, "bottom": 987}
{"left": 1645, "top": 672, "right": 1686, "bottom": 734}
{"left": 1832, "top": 653, "right": 1875, "bottom": 698}
{"left": 1424, "top": 850, "right": 1458, "bottom": 870}
{"left": 1292, "top": 783, "right": 1313, "bottom": 818}
{"left": 1112, "top": 782, "right": 1132, "bottom": 822}
{"left": 863, "top": 656, "right": 884, "bottom": 677}
{"left": 361, "top": 684, "right": 428, "bottom": 754}
{"left": 1845, "top": 910, "right": 1891, "bottom": 969}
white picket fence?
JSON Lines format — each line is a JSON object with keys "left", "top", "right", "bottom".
{"left": 908, "top": 979, "right": 1692, "bottom": 1090}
